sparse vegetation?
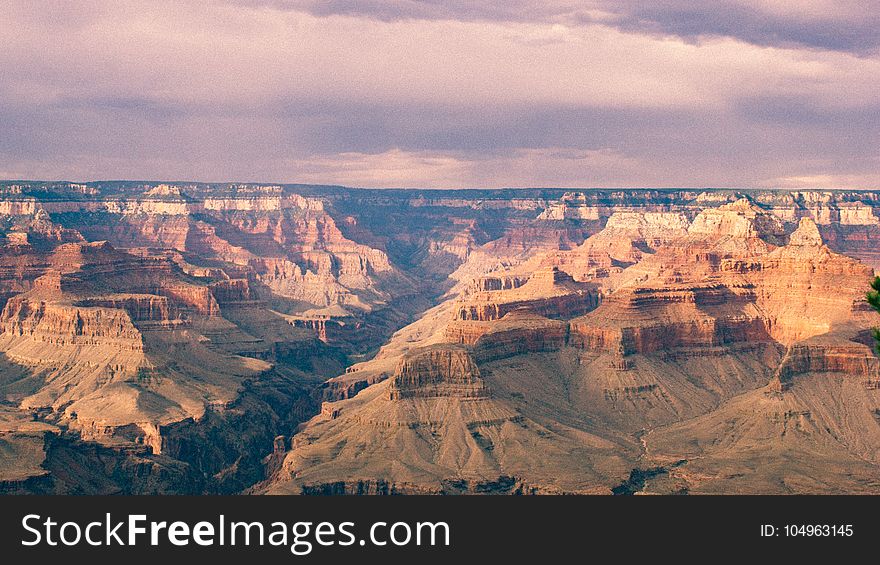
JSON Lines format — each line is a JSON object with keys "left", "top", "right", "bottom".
{"left": 869, "top": 276, "right": 880, "bottom": 352}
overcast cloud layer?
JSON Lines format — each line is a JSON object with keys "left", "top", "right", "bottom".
{"left": 1, "top": 1, "right": 878, "bottom": 188}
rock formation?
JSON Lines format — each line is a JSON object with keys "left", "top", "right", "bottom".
{"left": 1, "top": 182, "right": 880, "bottom": 494}
{"left": 389, "top": 345, "right": 488, "bottom": 400}
{"left": 261, "top": 191, "right": 880, "bottom": 495}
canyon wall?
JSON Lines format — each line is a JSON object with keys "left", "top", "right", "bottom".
{"left": 2, "top": 182, "right": 880, "bottom": 495}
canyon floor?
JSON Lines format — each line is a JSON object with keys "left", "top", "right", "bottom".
{"left": 0, "top": 182, "right": 878, "bottom": 494}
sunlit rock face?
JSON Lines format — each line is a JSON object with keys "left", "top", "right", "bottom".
{"left": 257, "top": 189, "right": 880, "bottom": 495}
{"left": 1, "top": 182, "right": 880, "bottom": 495}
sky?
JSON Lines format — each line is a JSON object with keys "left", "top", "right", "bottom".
{"left": 1, "top": 1, "right": 878, "bottom": 189}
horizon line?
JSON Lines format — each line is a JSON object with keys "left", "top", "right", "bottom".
{"left": 0, "top": 180, "right": 876, "bottom": 193}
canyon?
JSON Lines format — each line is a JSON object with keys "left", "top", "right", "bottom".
{"left": 0, "top": 182, "right": 878, "bottom": 494}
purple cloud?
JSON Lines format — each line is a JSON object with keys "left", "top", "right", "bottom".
{"left": 244, "top": 0, "right": 880, "bottom": 54}
{"left": 0, "top": 1, "right": 877, "bottom": 188}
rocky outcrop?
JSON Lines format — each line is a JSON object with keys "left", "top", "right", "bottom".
{"left": 569, "top": 284, "right": 768, "bottom": 354}
{"left": 318, "top": 371, "right": 389, "bottom": 402}
{"left": 155, "top": 285, "right": 219, "bottom": 316}
{"left": 34, "top": 187, "right": 403, "bottom": 321}
{"left": 0, "top": 297, "right": 144, "bottom": 350}
{"left": 570, "top": 216, "right": 873, "bottom": 356}
{"left": 75, "top": 421, "right": 163, "bottom": 454}
{"left": 389, "top": 345, "right": 488, "bottom": 400}
{"left": 0, "top": 199, "right": 39, "bottom": 216}
{"left": 209, "top": 279, "right": 254, "bottom": 304}
{"left": 251, "top": 257, "right": 363, "bottom": 308}
{"left": 470, "top": 274, "right": 530, "bottom": 292}
{"left": 570, "top": 315, "right": 769, "bottom": 355}
{"left": 772, "top": 339, "right": 880, "bottom": 391}
{"left": 688, "top": 198, "right": 786, "bottom": 244}
{"left": 725, "top": 218, "right": 874, "bottom": 344}
{"left": 471, "top": 314, "right": 569, "bottom": 363}
{"left": 788, "top": 217, "right": 824, "bottom": 246}
{"left": 537, "top": 192, "right": 601, "bottom": 221}
{"left": 0, "top": 411, "right": 60, "bottom": 488}
{"left": 531, "top": 211, "right": 690, "bottom": 283}
{"left": 454, "top": 267, "right": 599, "bottom": 322}
{"left": 837, "top": 202, "right": 879, "bottom": 226}
{"left": 603, "top": 211, "right": 691, "bottom": 241}
{"left": 76, "top": 295, "right": 177, "bottom": 324}
{"left": 454, "top": 291, "right": 597, "bottom": 322}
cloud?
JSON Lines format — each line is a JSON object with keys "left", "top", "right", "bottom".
{"left": 0, "top": 2, "right": 877, "bottom": 188}
{"left": 247, "top": 0, "right": 880, "bottom": 54}
{"left": 761, "top": 173, "right": 880, "bottom": 190}
{"left": 600, "top": 1, "right": 880, "bottom": 55}
{"left": 291, "top": 147, "right": 641, "bottom": 188}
